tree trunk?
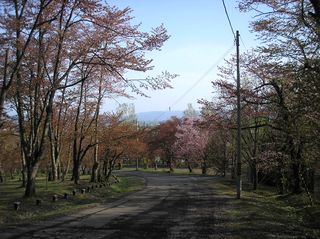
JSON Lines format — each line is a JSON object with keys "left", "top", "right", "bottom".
{"left": 104, "top": 157, "right": 109, "bottom": 178}
{"left": 188, "top": 164, "right": 193, "bottom": 173}
{"left": 252, "top": 125, "right": 258, "bottom": 190}
{"left": 106, "top": 159, "right": 113, "bottom": 182}
{"left": 289, "top": 139, "right": 303, "bottom": 194}
{"left": 0, "top": 165, "right": 4, "bottom": 183}
{"left": 231, "top": 153, "right": 236, "bottom": 179}
{"left": 278, "top": 164, "right": 286, "bottom": 194}
{"left": 251, "top": 162, "right": 258, "bottom": 190}
{"left": 72, "top": 157, "right": 80, "bottom": 184}
{"left": 0, "top": 50, "right": 9, "bottom": 129}
{"left": 292, "top": 161, "right": 302, "bottom": 193}
{"left": 21, "top": 165, "right": 27, "bottom": 188}
{"left": 168, "top": 157, "right": 174, "bottom": 172}
{"left": 61, "top": 144, "right": 71, "bottom": 181}
{"left": 49, "top": 125, "right": 60, "bottom": 181}
{"left": 50, "top": 152, "right": 59, "bottom": 181}
{"left": 90, "top": 77, "right": 102, "bottom": 182}
{"left": 0, "top": 88, "right": 7, "bottom": 129}
{"left": 202, "top": 165, "right": 207, "bottom": 175}
{"left": 202, "top": 155, "right": 207, "bottom": 175}
{"left": 18, "top": 132, "right": 27, "bottom": 187}
{"left": 136, "top": 158, "right": 139, "bottom": 171}
{"left": 24, "top": 161, "right": 40, "bottom": 197}
{"left": 25, "top": 176, "right": 36, "bottom": 197}
{"left": 91, "top": 161, "right": 99, "bottom": 183}
{"left": 154, "top": 160, "right": 158, "bottom": 170}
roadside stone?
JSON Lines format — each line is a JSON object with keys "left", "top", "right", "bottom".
{"left": 13, "top": 201, "right": 21, "bottom": 211}
{"left": 52, "top": 195, "right": 58, "bottom": 202}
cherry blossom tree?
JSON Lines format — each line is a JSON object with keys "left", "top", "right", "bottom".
{"left": 173, "top": 117, "right": 209, "bottom": 174}
{"left": 0, "top": 0, "right": 176, "bottom": 197}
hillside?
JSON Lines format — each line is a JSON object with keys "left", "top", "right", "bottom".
{"left": 136, "top": 111, "right": 183, "bottom": 124}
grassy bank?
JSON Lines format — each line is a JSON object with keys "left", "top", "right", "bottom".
{"left": 0, "top": 175, "right": 145, "bottom": 226}
{"left": 209, "top": 177, "right": 320, "bottom": 239}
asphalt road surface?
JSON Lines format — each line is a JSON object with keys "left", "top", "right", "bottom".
{"left": 2, "top": 171, "right": 233, "bottom": 239}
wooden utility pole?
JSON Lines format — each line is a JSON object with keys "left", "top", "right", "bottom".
{"left": 236, "top": 30, "right": 242, "bottom": 199}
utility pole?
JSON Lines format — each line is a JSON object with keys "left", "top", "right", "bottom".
{"left": 236, "top": 30, "right": 242, "bottom": 199}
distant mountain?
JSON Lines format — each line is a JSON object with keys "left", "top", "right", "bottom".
{"left": 136, "top": 111, "right": 183, "bottom": 124}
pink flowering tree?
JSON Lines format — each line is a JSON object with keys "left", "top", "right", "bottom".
{"left": 173, "top": 117, "right": 210, "bottom": 174}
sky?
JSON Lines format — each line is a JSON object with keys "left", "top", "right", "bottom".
{"left": 103, "top": 0, "right": 257, "bottom": 114}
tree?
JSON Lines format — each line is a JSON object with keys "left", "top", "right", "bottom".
{"left": 183, "top": 103, "right": 198, "bottom": 118}
{"left": 96, "top": 113, "right": 147, "bottom": 181}
{"left": 199, "top": 100, "right": 234, "bottom": 177}
{"left": 173, "top": 117, "right": 209, "bottom": 173}
{"left": 0, "top": 123, "right": 20, "bottom": 182}
{"left": 0, "top": 0, "right": 175, "bottom": 197}
{"left": 116, "top": 103, "right": 137, "bottom": 123}
{"left": 237, "top": 0, "right": 320, "bottom": 193}
{"left": 71, "top": 79, "right": 97, "bottom": 184}
{"left": 0, "top": 1, "right": 57, "bottom": 129}
{"left": 149, "top": 117, "right": 181, "bottom": 172}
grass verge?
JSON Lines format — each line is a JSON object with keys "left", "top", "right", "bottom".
{"left": 209, "top": 177, "right": 320, "bottom": 239}
{"left": 0, "top": 175, "right": 144, "bottom": 226}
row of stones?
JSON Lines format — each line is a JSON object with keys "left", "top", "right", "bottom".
{"left": 13, "top": 182, "right": 112, "bottom": 211}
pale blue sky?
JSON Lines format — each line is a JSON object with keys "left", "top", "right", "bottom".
{"left": 104, "top": 0, "right": 257, "bottom": 113}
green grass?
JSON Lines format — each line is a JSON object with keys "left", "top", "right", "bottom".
{"left": 208, "top": 177, "right": 320, "bottom": 239}
{"left": 0, "top": 175, "right": 145, "bottom": 226}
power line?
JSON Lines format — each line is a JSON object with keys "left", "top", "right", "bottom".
{"left": 153, "top": 44, "right": 235, "bottom": 122}
{"left": 109, "top": 95, "right": 122, "bottom": 106}
{"left": 222, "top": 0, "right": 236, "bottom": 40}
{"left": 221, "top": 0, "right": 248, "bottom": 51}
{"left": 170, "top": 45, "right": 234, "bottom": 109}
{"left": 240, "top": 35, "right": 248, "bottom": 51}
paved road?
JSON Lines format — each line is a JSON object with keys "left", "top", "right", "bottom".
{"left": 1, "top": 171, "right": 231, "bottom": 239}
